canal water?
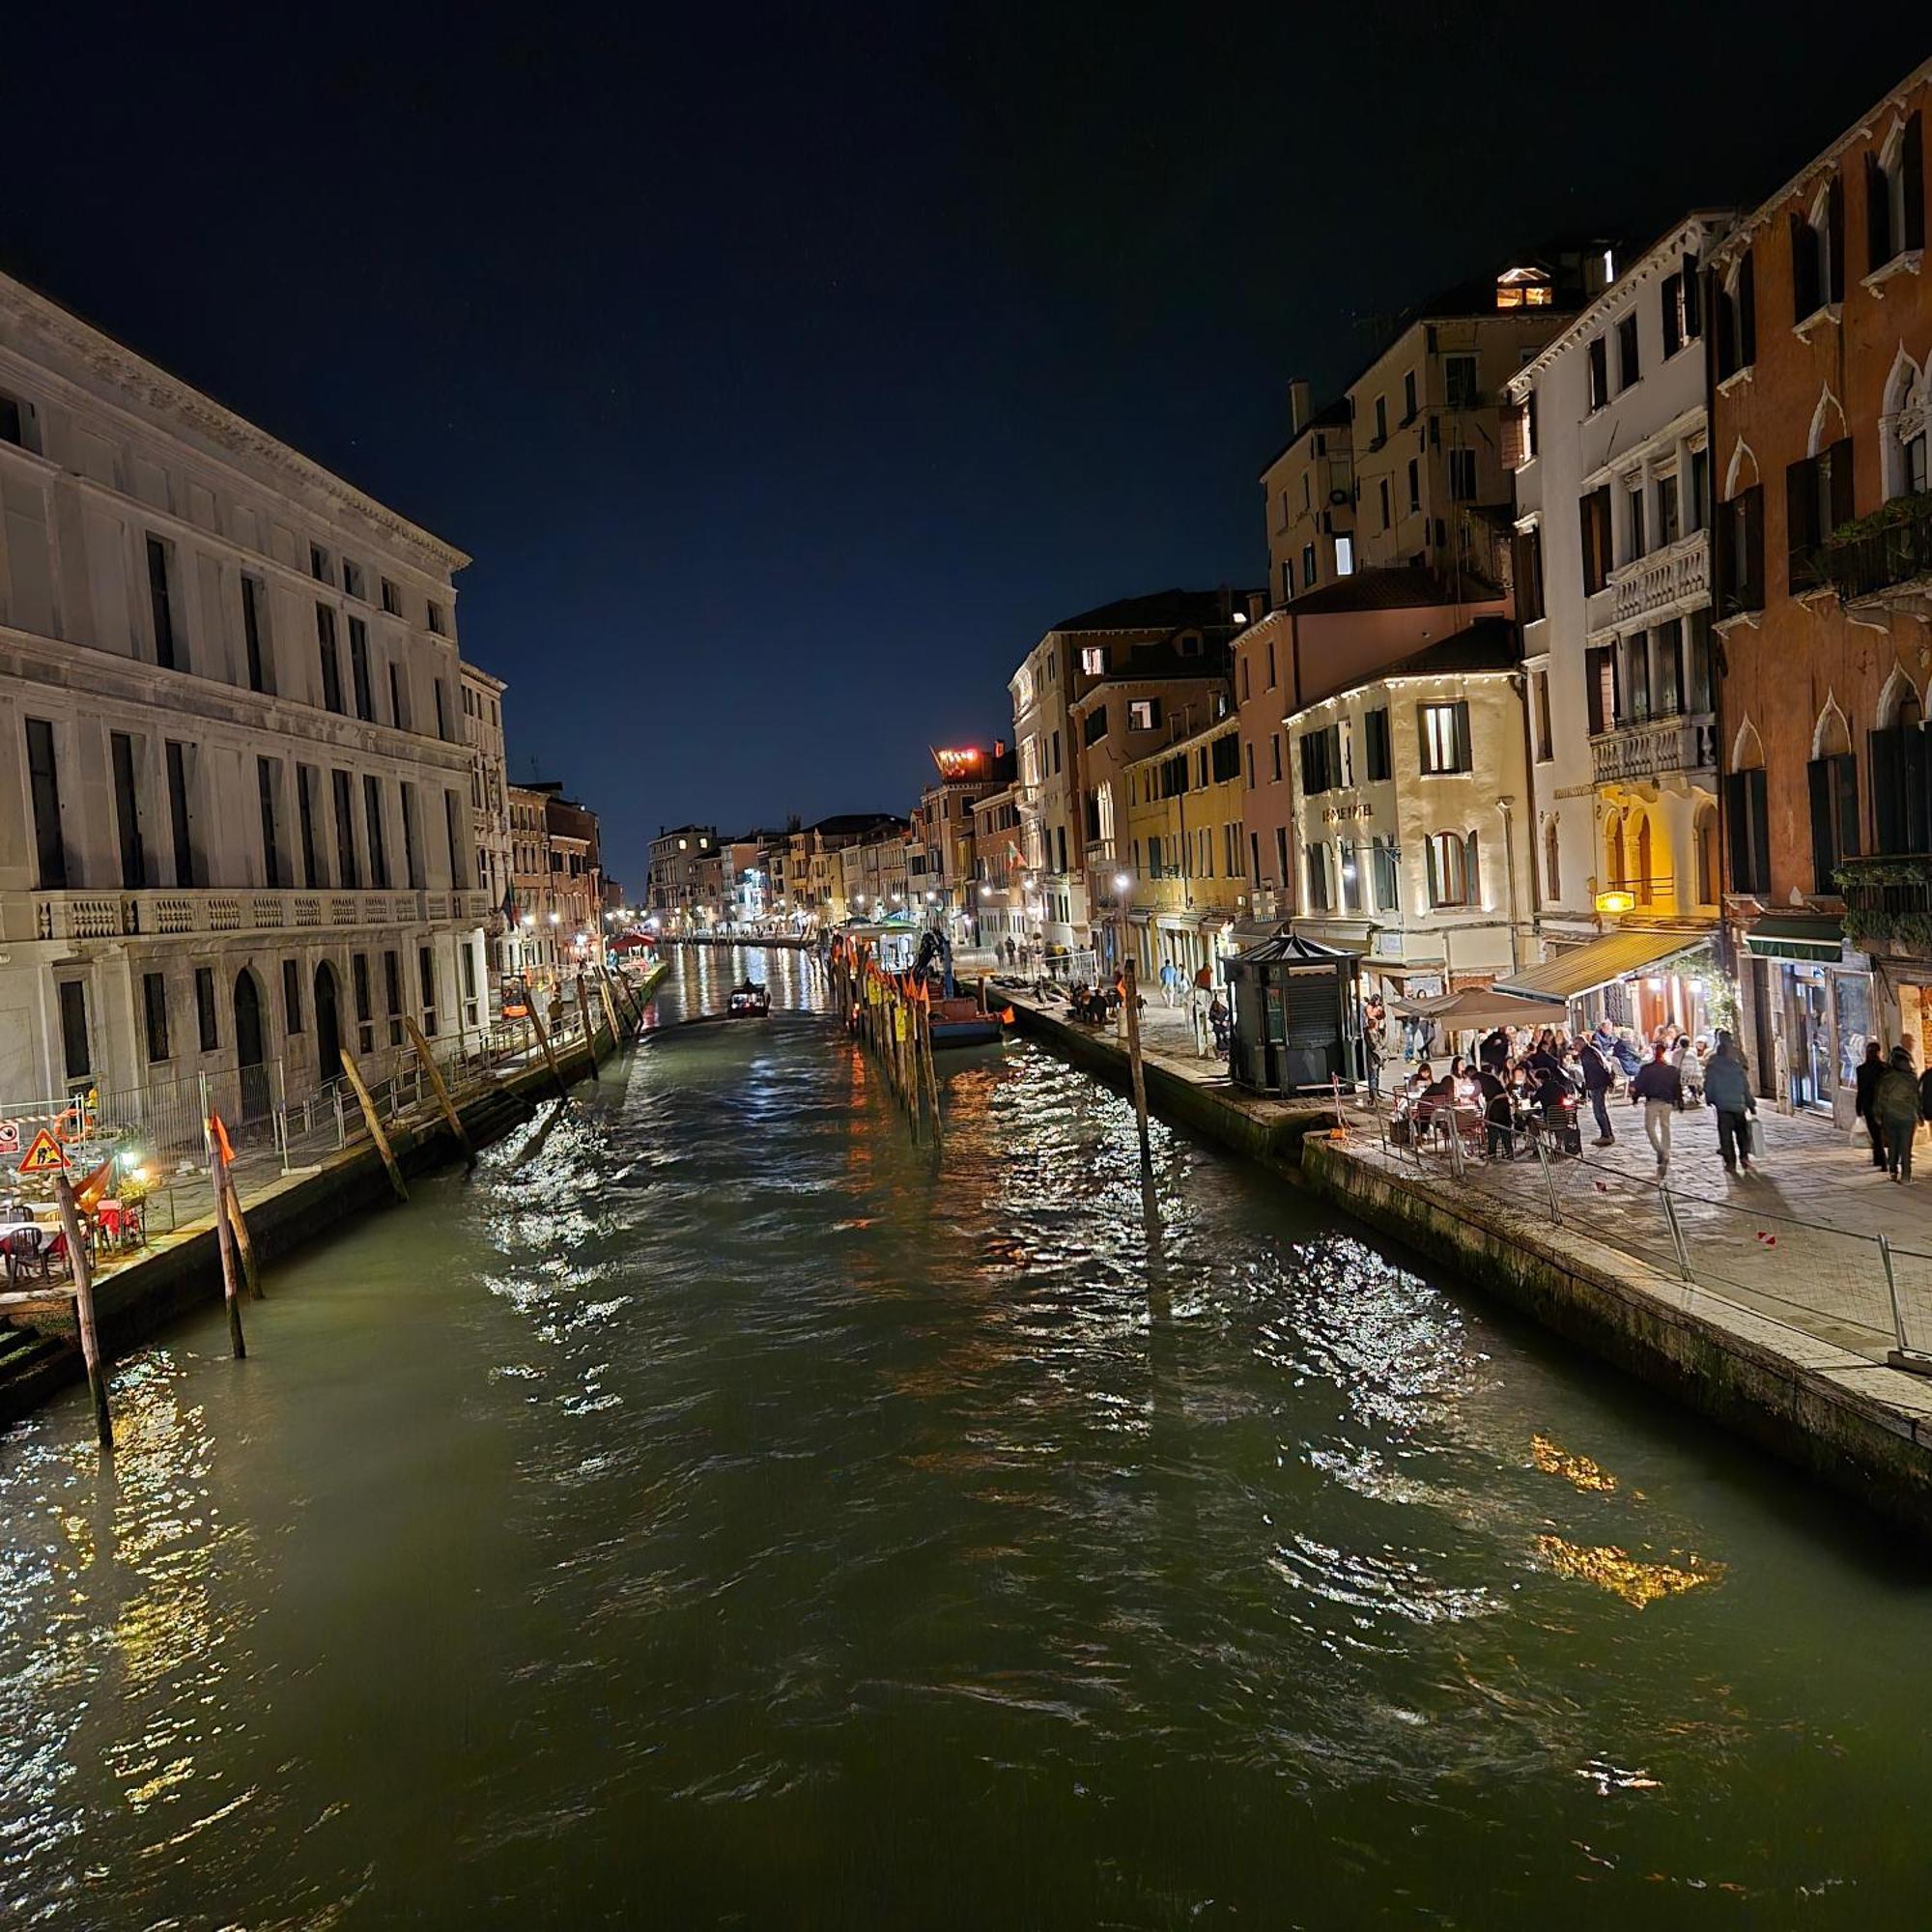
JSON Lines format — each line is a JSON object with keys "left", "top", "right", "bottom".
{"left": 1, "top": 943, "right": 1928, "bottom": 1926}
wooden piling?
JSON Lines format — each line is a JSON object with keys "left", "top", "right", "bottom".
{"left": 53, "top": 1175, "right": 112, "bottom": 1448}
{"left": 597, "top": 972, "right": 623, "bottom": 1048}
{"left": 1122, "top": 956, "right": 1153, "bottom": 1175}
{"left": 920, "top": 993, "right": 942, "bottom": 1144}
{"left": 339, "top": 1049, "right": 410, "bottom": 1203}
{"left": 210, "top": 1143, "right": 247, "bottom": 1358}
{"left": 222, "top": 1164, "right": 263, "bottom": 1298}
{"left": 526, "top": 998, "right": 572, "bottom": 1102}
{"left": 406, "top": 1014, "right": 473, "bottom": 1165}
{"left": 576, "top": 976, "right": 600, "bottom": 1075}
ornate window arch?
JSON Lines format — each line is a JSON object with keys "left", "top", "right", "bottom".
{"left": 1604, "top": 809, "right": 1625, "bottom": 890}
{"left": 1731, "top": 719, "right": 1765, "bottom": 772}
{"left": 1723, "top": 438, "right": 1759, "bottom": 499}
{"left": 1692, "top": 802, "right": 1719, "bottom": 907}
{"left": 1634, "top": 813, "right": 1654, "bottom": 905}
{"left": 1807, "top": 385, "right": 1848, "bottom": 459}
{"left": 1882, "top": 349, "right": 1928, "bottom": 500}
{"left": 1877, "top": 661, "right": 1924, "bottom": 730}
{"left": 1812, "top": 696, "right": 1854, "bottom": 760}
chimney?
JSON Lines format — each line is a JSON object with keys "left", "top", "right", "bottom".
{"left": 1245, "top": 589, "right": 1266, "bottom": 622}
{"left": 1289, "top": 378, "right": 1312, "bottom": 434}
{"left": 994, "top": 736, "right": 1007, "bottom": 758}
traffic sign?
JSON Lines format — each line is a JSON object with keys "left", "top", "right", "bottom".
{"left": 17, "top": 1127, "right": 67, "bottom": 1175}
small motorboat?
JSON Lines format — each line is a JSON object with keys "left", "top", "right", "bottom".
{"left": 726, "top": 980, "right": 770, "bottom": 1018}
{"left": 928, "top": 995, "right": 1006, "bottom": 1049}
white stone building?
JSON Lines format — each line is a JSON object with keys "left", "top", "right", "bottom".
{"left": 461, "top": 661, "right": 512, "bottom": 988}
{"left": 0, "top": 270, "right": 488, "bottom": 1116}
{"left": 1285, "top": 622, "right": 1534, "bottom": 996}
{"left": 1501, "top": 213, "right": 1733, "bottom": 1037}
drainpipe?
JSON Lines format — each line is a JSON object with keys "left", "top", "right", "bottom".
{"left": 1498, "top": 795, "right": 1520, "bottom": 975}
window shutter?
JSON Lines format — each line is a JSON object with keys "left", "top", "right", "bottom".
{"left": 1807, "top": 758, "right": 1835, "bottom": 886}
{"left": 1415, "top": 701, "right": 1431, "bottom": 772}
{"left": 1715, "top": 278, "right": 1735, "bottom": 381}
{"left": 1833, "top": 753, "right": 1861, "bottom": 863}
{"left": 1905, "top": 112, "right": 1925, "bottom": 252}
{"left": 1454, "top": 699, "right": 1471, "bottom": 769}
{"left": 1828, "top": 437, "right": 1855, "bottom": 533}
{"left": 1739, "top": 251, "right": 1756, "bottom": 364}
{"left": 1870, "top": 727, "right": 1904, "bottom": 854}
{"left": 1907, "top": 725, "right": 1932, "bottom": 852}
{"left": 1425, "top": 836, "right": 1439, "bottom": 905}
{"left": 1463, "top": 831, "right": 1479, "bottom": 905}
{"left": 1586, "top": 650, "right": 1606, "bottom": 734}
{"left": 1715, "top": 494, "right": 1736, "bottom": 607}
{"left": 1867, "top": 152, "right": 1892, "bottom": 270}
{"left": 1749, "top": 769, "right": 1771, "bottom": 894}
{"left": 1827, "top": 173, "right": 1846, "bottom": 303}
{"left": 1785, "top": 458, "right": 1812, "bottom": 582}
{"left": 1682, "top": 253, "right": 1700, "bottom": 336}
{"left": 1724, "top": 773, "right": 1752, "bottom": 890}
{"left": 1662, "top": 274, "right": 1682, "bottom": 359}
{"left": 1744, "top": 488, "right": 1765, "bottom": 609}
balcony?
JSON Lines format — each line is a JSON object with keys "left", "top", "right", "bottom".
{"left": 1821, "top": 494, "right": 1932, "bottom": 606}
{"left": 1838, "top": 856, "right": 1932, "bottom": 952}
{"left": 1590, "top": 711, "right": 1718, "bottom": 786}
{"left": 1607, "top": 533, "right": 1710, "bottom": 629}
{"left": 17, "top": 886, "right": 491, "bottom": 947}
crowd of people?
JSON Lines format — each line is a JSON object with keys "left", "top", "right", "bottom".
{"left": 1378, "top": 1007, "right": 1761, "bottom": 1181}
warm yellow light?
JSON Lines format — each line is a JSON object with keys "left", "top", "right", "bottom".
{"left": 1595, "top": 890, "right": 1636, "bottom": 915}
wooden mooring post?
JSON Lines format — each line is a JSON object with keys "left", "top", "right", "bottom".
{"left": 209, "top": 1141, "right": 248, "bottom": 1358}
{"left": 526, "top": 997, "right": 571, "bottom": 1102}
{"left": 53, "top": 1175, "right": 112, "bottom": 1448}
{"left": 406, "top": 1015, "right": 473, "bottom": 1166}
{"left": 339, "top": 1050, "right": 410, "bottom": 1203}
{"left": 1122, "top": 956, "right": 1153, "bottom": 1176}
{"left": 223, "top": 1163, "right": 263, "bottom": 1299}
{"left": 576, "top": 975, "right": 600, "bottom": 1075}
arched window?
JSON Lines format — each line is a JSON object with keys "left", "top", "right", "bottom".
{"left": 1808, "top": 701, "right": 1860, "bottom": 888}
{"left": 1634, "top": 815, "right": 1654, "bottom": 905}
{"left": 1693, "top": 804, "right": 1719, "bottom": 906}
{"left": 1868, "top": 113, "right": 1924, "bottom": 272}
{"left": 1883, "top": 355, "right": 1928, "bottom": 501}
{"left": 1604, "top": 810, "right": 1625, "bottom": 890}
{"left": 1426, "top": 830, "right": 1478, "bottom": 909}
{"left": 1544, "top": 818, "right": 1561, "bottom": 901}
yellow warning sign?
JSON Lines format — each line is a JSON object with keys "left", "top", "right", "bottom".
{"left": 17, "top": 1127, "right": 68, "bottom": 1175}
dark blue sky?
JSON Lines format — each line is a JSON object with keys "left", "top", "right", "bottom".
{"left": 8, "top": 4, "right": 1919, "bottom": 887}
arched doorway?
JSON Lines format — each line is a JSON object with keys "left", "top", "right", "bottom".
{"left": 314, "top": 961, "right": 343, "bottom": 1083}
{"left": 234, "top": 968, "right": 270, "bottom": 1120}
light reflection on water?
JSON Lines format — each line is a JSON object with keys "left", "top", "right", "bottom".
{"left": 0, "top": 943, "right": 1928, "bottom": 1926}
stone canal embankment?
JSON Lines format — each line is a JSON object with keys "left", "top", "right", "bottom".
{"left": 1001, "top": 983, "right": 1932, "bottom": 1540}
{"left": 0, "top": 963, "right": 667, "bottom": 1427}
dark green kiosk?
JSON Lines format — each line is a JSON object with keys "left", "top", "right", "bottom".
{"left": 1226, "top": 930, "right": 1363, "bottom": 1095}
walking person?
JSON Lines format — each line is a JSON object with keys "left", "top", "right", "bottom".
{"left": 1158, "top": 958, "right": 1180, "bottom": 1009}
{"left": 1579, "top": 1031, "right": 1616, "bottom": 1146}
{"left": 1878, "top": 1045, "right": 1922, "bottom": 1182}
{"left": 1856, "top": 1038, "right": 1889, "bottom": 1171}
{"left": 1189, "top": 965, "right": 1213, "bottom": 1058}
{"left": 1704, "top": 1036, "right": 1757, "bottom": 1175}
{"left": 1630, "top": 1041, "right": 1683, "bottom": 1178}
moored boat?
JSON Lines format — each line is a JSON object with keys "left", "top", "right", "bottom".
{"left": 727, "top": 981, "right": 771, "bottom": 1017}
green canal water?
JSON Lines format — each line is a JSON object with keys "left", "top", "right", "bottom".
{"left": 1, "top": 944, "right": 1929, "bottom": 1926}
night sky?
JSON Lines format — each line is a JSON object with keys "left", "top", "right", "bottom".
{"left": 7, "top": 6, "right": 1921, "bottom": 888}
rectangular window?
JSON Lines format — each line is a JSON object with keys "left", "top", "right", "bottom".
{"left": 111, "top": 730, "right": 146, "bottom": 889}
{"left": 1403, "top": 369, "right": 1417, "bottom": 421}
{"left": 310, "top": 543, "right": 331, "bottom": 582}
{"left": 1407, "top": 457, "right": 1421, "bottom": 512}
{"left": 1301, "top": 541, "right": 1316, "bottom": 588}
{"left": 333, "top": 769, "right": 360, "bottom": 888}
{"left": 444, "top": 788, "right": 465, "bottom": 883}
{"left": 166, "top": 739, "right": 196, "bottom": 888}
{"left": 1657, "top": 472, "right": 1681, "bottom": 547}
{"left": 1128, "top": 698, "right": 1161, "bottom": 731}
{"left": 1785, "top": 439, "right": 1854, "bottom": 591}
{"left": 384, "top": 950, "right": 404, "bottom": 1047}
{"left": 0, "top": 392, "right": 23, "bottom": 447}
{"left": 1807, "top": 753, "right": 1861, "bottom": 889}
{"left": 401, "top": 782, "right": 423, "bottom": 889}
{"left": 1079, "top": 645, "right": 1108, "bottom": 675}
{"left": 25, "top": 717, "right": 66, "bottom": 889}
{"left": 381, "top": 577, "right": 403, "bottom": 616}
{"left": 298, "top": 764, "right": 323, "bottom": 888}
{"left": 195, "top": 965, "right": 218, "bottom": 1053}
{"left": 258, "top": 756, "right": 285, "bottom": 888}
{"left": 142, "top": 971, "right": 170, "bottom": 1064}
{"left": 1334, "top": 535, "right": 1355, "bottom": 575}
{"left": 283, "top": 957, "right": 304, "bottom": 1034}
{"left": 1689, "top": 446, "right": 1710, "bottom": 532}
{"left": 353, "top": 952, "right": 374, "bottom": 1054}
{"left": 1655, "top": 619, "right": 1684, "bottom": 716}
{"left": 1271, "top": 732, "right": 1284, "bottom": 783}
{"left": 1579, "top": 485, "right": 1614, "bottom": 595}
{"left": 1533, "top": 670, "right": 1553, "bottom": 760}
{"left": 1624, "top": 635, "right": 1650, "bottom": 722}
{"left": 1717, "top": 250, "right": 1756, "bottom": 378}
{"left": 1718, "top": 485, "right": 1766, "bottom": 614}
{"left": 427, "top": 600, "right": 446, "bottom": 636}
{"left": 1245, "top": 740, "right": 1255, "bottom": 789}
{"left": 1448, "top": 449, "right": 1476, "bottom": 502}
{"left": 1514, "top": 524, "right": 1545, "bottom": 622}
{"left": 317, "top": 604, "right": 344, "bottom": 712}
{"left": 1587, "top": 335, "right": 1609, "bottom": 411}
{"left": 1372, "top": 837, "right": 1401, "bottom": 912}
{"left": 363, "top": 774, "right": 390, "bottom": 888}
{"left": 1418, "top": 700, "right": 1472, "bottom": 775}
{"left": 1364, "top": 705, "right": 1391, "bottom": 781}
{"left": 1374, "top": 395, "right": 1388, "bottom": 443}
{"left": 1616, "top": 312, "right": 1640, "bottom": 390}
{"left": 1249, "top": 829, "right": 1262, "bottom": 887}
{"left": 58, "top": 980, "right": 90, "bottom": 1084}
{"left": 1378, "top": 478, "right": 1391, "bottom": 527}
{"left": 1426, "top": 831, "right": 1475, "bottom": 908}
{"left": 146, "top": 536, "right": 180, "bottom": 671}
{"left": 1274, "top": 825, "right": 1290, "bottom": 891}
{"left": 343, "top": 559, "right": 365, "bottom": 601}
{"left": 418, "top": 945, "right": 438, "bottom": 1036}
{"left": 1444, "top": 355, "right": 1478, "bottom": 408}
{"left": 388, "top": 660, "right": 409, "bottom": 729}
{"left": 1724, "top": 768, "right": 1772, "bottom": 894}
{"left": 242, "top": 574, "right": 269, "bottom": 693}
{"left": 1627, "top": 483, "right": 1646, "bottom": 559}
{"left": 349, "top": 615, "right": 375, "bottom": 721}
{"left": 461, "top": 940, "right": 480, "bottom": 1029}
{"left": 1304, "top": 841, "right": 1331, "bottom": 911}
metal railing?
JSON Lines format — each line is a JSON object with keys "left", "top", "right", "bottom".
{"left": 1364, "top": 1107, "right": 1932, "bottom": 1367}
{"left": 1822, "top": 495, "right": 1932, "bottom": 603}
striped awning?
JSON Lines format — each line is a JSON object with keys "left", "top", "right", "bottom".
{"left": 1496, "top": 927, "right": 1709, "bottom": 1001}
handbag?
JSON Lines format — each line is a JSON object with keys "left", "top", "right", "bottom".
{"left": 1747, "top": 1114, "right": 1767, "bottom": 1159}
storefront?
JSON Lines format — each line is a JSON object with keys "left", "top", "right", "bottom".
{"left": 1496, "top": 926, "right": 1718, "bottom": 1040}
{"left": 1739, "top": 917, "right": 1871, "bottom": 1125}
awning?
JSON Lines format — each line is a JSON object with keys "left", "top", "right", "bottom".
{"left": 1403, "top": 987, "right": 1569, "bottom": 1030}
{"left": 1743, "top": 915, "right": 1844, "bottom": 962}
{"left": 1496, "top": 927, "right": 1709, "bottom": 1001}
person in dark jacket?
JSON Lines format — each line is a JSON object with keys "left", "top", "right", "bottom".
{"left": 1877, "top": 1045, "right": 1922, "bottom": 1182}
{"left": 1630, "top": 1041, "right": 1684, "bottom": 1177}
{"left": 1484, "top": 1082, "right": 1517, "bottom": 1160}
{"left": 1578, "top": 1037, "right": 1615, "bottom": 1146}
{"left": 1856, "top": 1039, "right": 1889, "bottom": 1170}
{"left": 1703, "top": 1037, "right": 1756, "bottom": 1173}
{"left": 1479, "top": 1027, "right": 1511, "bottom": 1073}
